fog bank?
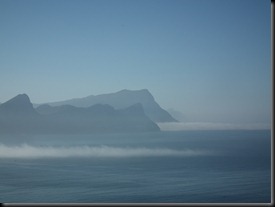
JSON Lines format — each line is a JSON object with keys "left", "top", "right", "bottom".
{"left": 0, "top": 144, "right": 212, "bottom": 158}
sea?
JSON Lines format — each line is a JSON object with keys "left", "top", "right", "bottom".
{"left": 0, "top": 130, "right": 271, "bottom": 204}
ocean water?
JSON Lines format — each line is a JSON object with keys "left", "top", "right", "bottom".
{"left": 0, "top": 130, "right": 271, "bottom": 203}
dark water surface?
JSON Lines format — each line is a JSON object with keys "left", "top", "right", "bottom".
{"left": 0, "top": 130, "right": 271, "bottom": 203}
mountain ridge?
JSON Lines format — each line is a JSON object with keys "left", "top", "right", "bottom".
{"left": 0, "top": 94, "right": 160, "bottom": 134}
{"left": 41, "top": 89, "right": 177, "bottom": 123}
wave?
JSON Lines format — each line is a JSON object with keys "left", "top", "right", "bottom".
{"left": 0, "top": 144, "right": 211, "bottom": 158}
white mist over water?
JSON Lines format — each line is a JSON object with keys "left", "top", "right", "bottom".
{"left": 157, "top": 122, "right": 271, "bottom": 131}
{"left": 0, "top": 144, "right": 212, "bottom": 158}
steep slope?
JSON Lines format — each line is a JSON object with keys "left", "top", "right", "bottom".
{"left": 43, "top": 89, "right": 177, "bottom": 122}
{"left": 118, "top": 103, "right": 161, "bottom": 131}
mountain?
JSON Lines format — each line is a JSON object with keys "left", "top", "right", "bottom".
{"left": 42, "top": 89, "right": 177, "bottom": 122}
{"left": 37, "top": 103, "right": 159, "bottom": 133}
{"left": 0, "top": 94, "right": 160, "bottom": 134}
{"left": 0, "top": 94, "right": 43, "bottom": 133}
{"left": 0, "top": 94, "right": 37, "bottom": 115}
{"left": 0, "top": 94, "right": 41, "bottom": 122}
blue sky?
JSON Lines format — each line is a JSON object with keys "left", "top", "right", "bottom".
{"left": 0, "top": 0, "right": 271, "bottom": 125}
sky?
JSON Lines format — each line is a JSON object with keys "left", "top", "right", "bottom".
{"left": 0, "top": 0, "right": 271, "bottom": 126}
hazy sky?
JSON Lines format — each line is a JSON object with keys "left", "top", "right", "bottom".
{"left": 0, "top": 0, "right": 271, "bottom": 124}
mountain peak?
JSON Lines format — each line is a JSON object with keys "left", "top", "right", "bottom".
{"left": 116, "top": 89, "right": 154, "bottom": 101}
{"left": 0, "top": 93, "right": 35, "bottom": 113}
{"left": 4, "top": 93, "right": 31, "bottom": 104}
{"left": 13, "top": 93, "right": 29, "bottom": 100}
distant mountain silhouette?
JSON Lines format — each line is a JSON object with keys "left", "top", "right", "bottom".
{"left": 0, "top": 94, "right": 43, "bottom": 133}
{"left": 42, "top": 89, "right": 177, "bottom": 122}
{"left": 0, "top": 94, "right": 160, "bottom": 134}
{"left": 0, "top": 94, "right": 37, "bottom": 115}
